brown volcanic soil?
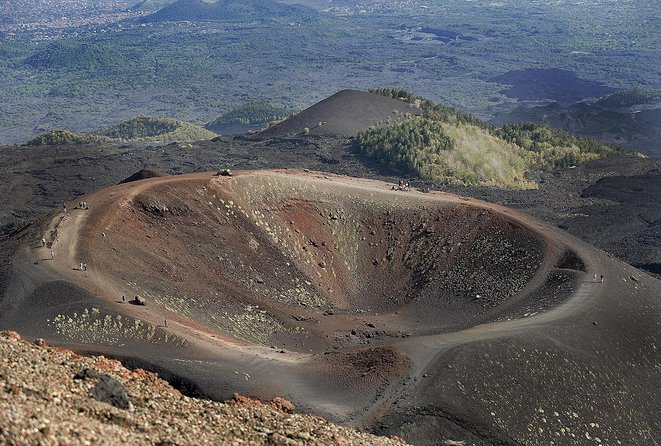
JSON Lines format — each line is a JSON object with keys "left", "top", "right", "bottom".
{"left": 2, "top": 170, "right": 658, "bottom": 444}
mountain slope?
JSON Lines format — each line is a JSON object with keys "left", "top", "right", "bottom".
{"left": 260, "top": 89, "right": 423, "bottom": 138}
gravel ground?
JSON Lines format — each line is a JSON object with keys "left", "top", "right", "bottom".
{"left": 0, "top": 331, "right": 406, "bottom": 446}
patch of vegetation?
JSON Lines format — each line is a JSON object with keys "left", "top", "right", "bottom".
{"left": 0, "top": 42, "right": 34, "bottom": 59}
{"left": 25, "top": 117, "right": 217, "bottom": 145}
{"left": 48, "top": 307, "right": 187, "bottom": 346}
{"left": 206, "top": 102, "right": 293, "bottom": 130}
{"left": 370, "top": 87, "right": 488, "bottom": 128}
{"left": 495, "top": 122, "right": 629, "bottom": 169}
{"left": 223, "top": 304, "right": 303, "bottom": 345}
{"left": 369, "top": 88, "right": 424, "bottom": 105}
{"left": 25, "top": 40, "right": 127, "bottom": 70}
{"left": 97, "top": 116, "right": 217, "bottom": 142}
{"left": 26, "top": 129, "right": 110, "bottom": 146}
{"left": 357, "top": 91, "right": 634, "bottom": 188}
{"left": 594, "top": 88, "right": 661, "bottom": 108}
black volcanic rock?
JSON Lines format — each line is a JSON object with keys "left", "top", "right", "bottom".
{"left": 119, "top": 168, "right": 169, "bottom": 184}
{"left": 261, "top": 89, "right": 423, "bottom": 138}
{"left": 493, "top": 101, "right": 661, "bottom": 155}
{"left": 75, "top": 368, "right": 130, "bottom": 410}
{"left": 491, "top": 68, "right": 616, "bottom": 102}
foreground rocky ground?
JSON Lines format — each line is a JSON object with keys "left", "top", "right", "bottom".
{"left": 0, "top": 331, "right": 406, "bottom": 445}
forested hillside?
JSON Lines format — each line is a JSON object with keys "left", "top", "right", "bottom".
{"left": 206, "top": 102, "right": 293, "bottom": 131}
{"left": 357, "top": 90, "right": 632, "bottom": 188}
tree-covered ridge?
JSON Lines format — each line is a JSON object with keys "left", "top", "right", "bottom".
{"left": 370, "top": 87, "right": 488, "bottom": 129}
{"left": 594, "top": 88, "right": 661, "bottom": 108}
{"left": 98, "top": 116, "right": 217, "bottom": 142}
{"left": 495, "top": 122, "right": 627, "bottom": 169}
{"left": 206, "top": 102, "right": 294, "bottom": 129}
{"left": 368, "top": 88, "right": 423, "bottom": 105}
{"left": 357, "top": 117, "right": 535, "bottom": 188}
{"left": 26, "top": 130, "right": 110, "bottom": 146}
{"left": 357, "top": 90, "right": 635, "bottom": 189}
{"left": 25, "top": 40, "right": 127, "bottom": 70}
{"left": 25, "top": 117, "right": 217, "bottom": 145}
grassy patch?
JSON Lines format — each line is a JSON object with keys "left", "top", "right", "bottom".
{"left": 48, "top": 307, "right": 187, "bottom": 347}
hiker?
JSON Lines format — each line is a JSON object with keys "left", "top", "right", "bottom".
{"left": 164, "top": 319, "right": 168, "bottom": 328}
{"left": 50, "top": 250, "right": 54, "bottom": 259}
{"left": 121, "top": 294, "right": 126, "bottom": 303}
{"left": 41, "top": 238, "right": 46, "bottom": 247}
{"left": 80, "top": 262, "right": 84, "bottom": 271}
{"left": 593, "top": 273, "right": 597, "bottom": 282}
{"left": 63, "top": 203, "right": 67, "bottom": 213}
{"left": 600, "top": 274, "right": 604, "bottom": 283}
{"left": 83, "top": 263, "right": 87, "bottom": 271}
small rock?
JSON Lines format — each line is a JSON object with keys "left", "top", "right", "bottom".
{"left": 90, "top": 376, "right": 130, "bottom": 410}
{"left": 74, "top": 368, "right": 130, "bottom": 410}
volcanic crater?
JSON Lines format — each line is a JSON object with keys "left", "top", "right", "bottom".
{"left": 66, "top": 170, "right": 571, "bottom": 353}
{"left": 8, "top": 169, "right": 655, "bottom": 445}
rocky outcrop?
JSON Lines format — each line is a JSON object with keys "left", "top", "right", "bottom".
{"left": 0, "top": 331, "right": 405, "bottom": 445}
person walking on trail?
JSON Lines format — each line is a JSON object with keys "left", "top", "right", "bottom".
{"left": 50, "top": 250, "right": 54, "bottom": 260}
{"left": 593, "top": 273, "right": 597, "bottom": 282}
{"left": 600, "top": 274, "right": 604, "bottom": 283}
{"left": 164, "top": 319, "right": 168, "bottom": 328}
{"left": 121, "top": 294, "right": 126, "bottom": 303}
{"left": 41, "top": 238, "right": 46, "bottom": 247}
{"left": 80, "top": 262, "right": 84, "bottom": 271}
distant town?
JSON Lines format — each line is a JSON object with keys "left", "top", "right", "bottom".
{"left": 0, "top": 0, "right": 430, "bottom": 42}
{"left": 0, "top": 0, "right": 145, "bottom": 42}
